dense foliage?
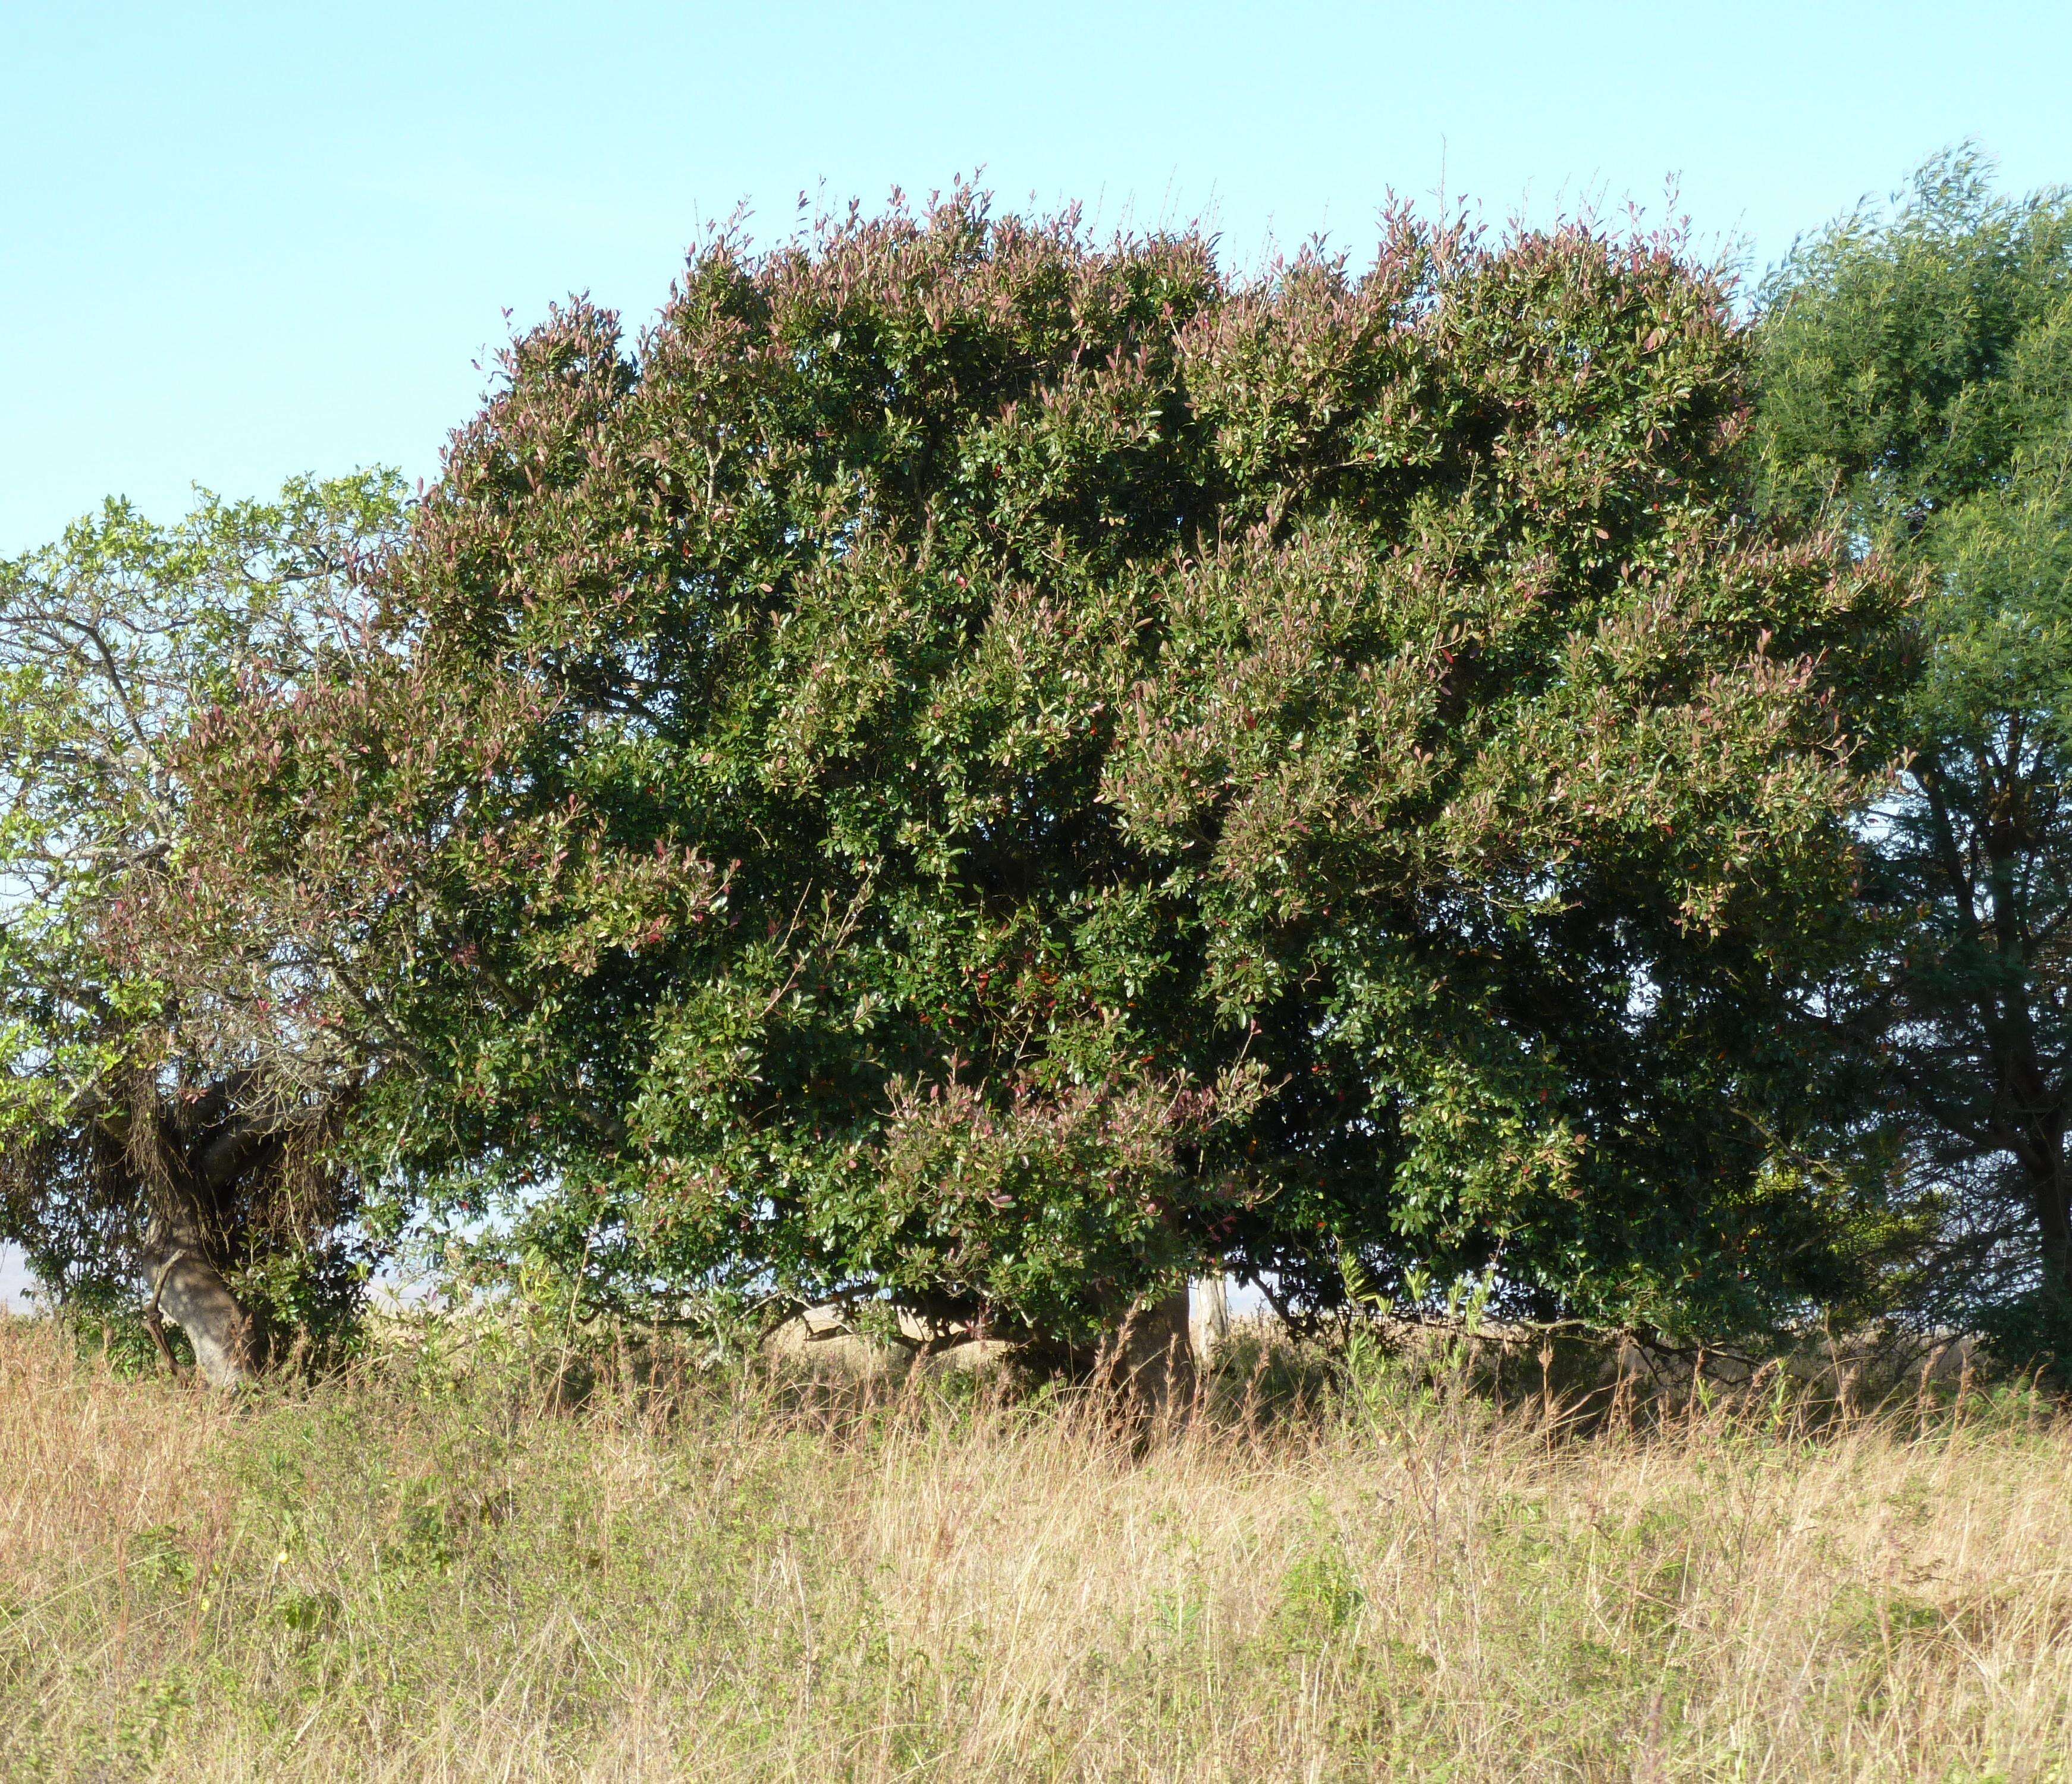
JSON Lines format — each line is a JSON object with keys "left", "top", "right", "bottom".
{"left": 8, "top": 187, "right": 1944, "bottom": 1368}
{"left": 1756, "top": 150, "right": 2072, "bottom": 1346}
{"left": 148, "top": 193, "right": 1902, "bottom": 1352}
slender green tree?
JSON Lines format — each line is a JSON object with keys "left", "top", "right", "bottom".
{"left": 1756, "top": 149, "right": 2072, "bottom": 1348}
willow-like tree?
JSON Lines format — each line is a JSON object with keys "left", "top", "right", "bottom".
{"left": 1756, "top": 150, "right": 2072, "bottom": 1351}
{"left": 157, "top": 192, "right": 1914, "bottom": 1358}
{"left": 0, "top": 475, "right": 711, "bottom": 1384}
{"left": 0, "top": 480, "right": 403, "bottom": 1383}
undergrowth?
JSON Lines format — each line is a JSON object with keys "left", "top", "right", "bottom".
{"left": 3, "top": 1314, "right": 2070, "bottom": 1781}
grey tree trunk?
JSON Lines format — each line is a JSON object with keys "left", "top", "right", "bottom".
{"left": 1189, "top": 1274, "right": 1230, "bottom": 1369}
{"left": 1117, "top": 1287, "right": 1197, "bottom": 1415}
{"left": 141, "top": 1227, "right": 254, "bottom": 1390}
{"left": 118, "top": 1075, "right": 258, "bottom": 1391}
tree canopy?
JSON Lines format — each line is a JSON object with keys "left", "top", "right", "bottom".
{"left": 143, "top": 193, "right": 1902, "bottom": 1352}
{"left": 1756, "top": 149, "right": 2072, "bottom": 1346}
{"left": 7, "top": 189, "right": 1928, "bottom": 1372}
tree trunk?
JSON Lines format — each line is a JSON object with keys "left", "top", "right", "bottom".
{"left": 118, "top": 1076, "right": 257, "bottom": 1390}
{"left": 1995, "top": 1047, "right": 2071, "bottom": 1302}
{"left": 2023, "top": 1142, "right": 2072, "bottom": 1301}
{"left": 142, "top": 1229, "right": 255, "bottom": 1390}
{"left": 1117, "top": 1287, "right": 1196, "bottom": 1416}
{"left": 1189, "top": 1274, "right": 1230, "bottom": 1369}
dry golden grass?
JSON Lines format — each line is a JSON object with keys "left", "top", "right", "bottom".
{"left": 5, "top": 1314, "right": 2072, "bottom": 1782}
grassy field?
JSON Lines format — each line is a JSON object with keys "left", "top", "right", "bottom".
{"left": 5, "top": 1316, "right": 2072, "bottom": 1782}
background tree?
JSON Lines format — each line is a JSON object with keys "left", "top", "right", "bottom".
{"left": 0, "top": 479, "right": 404, "bottom": 1382}
{"left": 1755, "top": 150, "right": 2072, "bottom": 1349}
{"left": 212, "top": 191, "right": 1910, "bottom": 1353}
{"left": 0, "top": 473, "right": 724, "bottom": 1385}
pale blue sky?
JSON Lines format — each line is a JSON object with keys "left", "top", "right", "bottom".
{"left": 2, "top": 0, "right": 2069, "bottom": 1304}
{"left": 4, "top": 0, "right": 2070, "bottom": 559}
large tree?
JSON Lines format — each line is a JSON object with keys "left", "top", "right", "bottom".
{"left": 163, "top": 191, "right": 1907, "bottom": 1354}
{"left": 1755, "top": 150, "right": 2072, "bottom": 1348}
